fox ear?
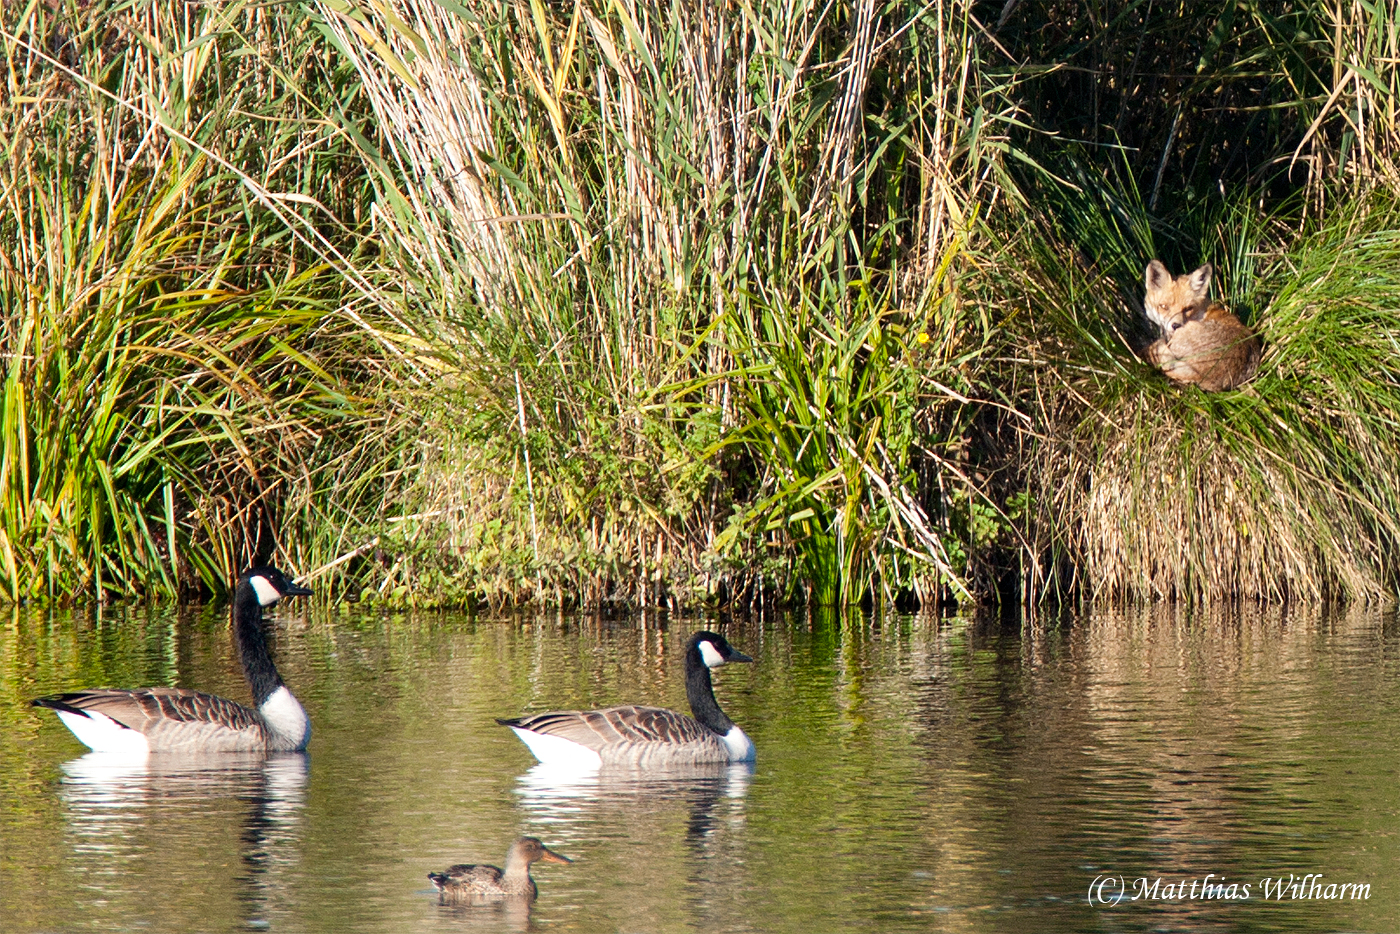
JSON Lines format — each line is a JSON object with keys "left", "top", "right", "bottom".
{"left": 1187, "top": 262, "right": 1213, "bottom": 295}
{"left": 1145, "top": 259, "right": 1172, "bottom": 293}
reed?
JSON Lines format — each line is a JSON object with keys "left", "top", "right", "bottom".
{"left": 315, "top": 0, "right": 1006, "bottom": 606}
{"left": 6, "top": 0, "right": 1400, "bottom": 606}
{"left": 0, "top": 0, "right": 411, "bottom": 600}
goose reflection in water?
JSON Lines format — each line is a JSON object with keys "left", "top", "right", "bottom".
{"left": 514, "top": 760, "right": 752, "bottom": 829}
{"left": 56, "top": 751, "right": 308, "bottom": 930}
{"left": 511, "top": 760, "right": 754, "bottom": 927}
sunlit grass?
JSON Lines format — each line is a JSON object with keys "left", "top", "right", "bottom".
{"left": 0, "top": 0, "right": 413, "bottom": 600}
{"left": 996, "top": 182, "right": 1400, "bottom": 601}
{"left": 4, "top": 0, "right": 1400, "bottom": 605}
{"left": 314, "top": 0, "right": 1008, "bottom": 606}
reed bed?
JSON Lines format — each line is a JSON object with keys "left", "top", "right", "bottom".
{"left": 0, "top": 0, "right": 413, "bottom": 600}
{"left": 4, "top": 0, "right": 1400, "bottom": 606}
{"left": 316, "top": 0, "right": 1006, "bottom": 607}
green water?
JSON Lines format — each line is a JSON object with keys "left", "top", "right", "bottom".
{"left": 2, "top": 605, "right": 1398, "bottom": 932}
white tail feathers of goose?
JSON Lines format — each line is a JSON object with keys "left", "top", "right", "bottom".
{"left": 54, "top": 709, "right": 150, "bottom": 756}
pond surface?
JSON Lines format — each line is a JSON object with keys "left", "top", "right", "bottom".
{"left": 2, "top": 603, "right": 1398, "bottom": 933}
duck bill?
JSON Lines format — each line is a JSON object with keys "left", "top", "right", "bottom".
{"left": 540, "top": 848, "right": 573, "bottom": 865}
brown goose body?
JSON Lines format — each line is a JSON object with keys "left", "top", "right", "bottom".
{"left": 503, "top": 704, "right": 737, "bottom": 768}
{"left": 32, "top": 688, "right": 276, "bottom": 753}
{"left": 31, "top": 567, "right": 313, "bottom": 755}
{"left": 428, "top": 837, "right": 571, "bottom": 902}
{"left": 498, "top": 631, "right": 756, "bottom": 769}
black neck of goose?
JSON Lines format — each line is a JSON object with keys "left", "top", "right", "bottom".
{"left": 234, "top": 582, "right": 285, "bottom": 707}
{"left": 685, "top": 645, "right": 734, "bottom": 735}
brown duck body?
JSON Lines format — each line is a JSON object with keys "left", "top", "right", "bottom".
{"left": 429, "top": 837, "right": 571, "bottom": 902}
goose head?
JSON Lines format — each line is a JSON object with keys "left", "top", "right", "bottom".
{"left": 689, "top": 631, "right": 752, "bottom": 669}
{"left": 245, "top": 566, "right": 314, "bottom": 606}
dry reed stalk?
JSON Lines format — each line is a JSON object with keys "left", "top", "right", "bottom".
{"left": 1035, "top": 397, "right": 1388, "bottom": 603}
{"left": 1291, "top": 0, "right": 1400, "bottom": 200}
{"left": 310, "top": 0, "right": 1000, "bottom": 605}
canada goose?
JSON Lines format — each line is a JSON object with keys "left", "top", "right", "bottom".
{"left": 31, "top": 566, "right": 313, "bottom": 754}
{"left": 428, "top": 836, "right": 572, "bottom": 901}
{"left": 497, "top": 630, "right": 756, "bottom": 768}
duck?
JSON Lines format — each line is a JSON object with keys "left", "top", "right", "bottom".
{"left": 31, "top": 565, "right": 314, "bottom": 754}
{"left": 428, "top": 836, "right": 572, "bottom": 901}
{"left": 497, "top": 630, "right": 756, "bottom": 768}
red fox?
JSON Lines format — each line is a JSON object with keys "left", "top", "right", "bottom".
{"left": 1143, "top": 260, "right": 1260, "bottom": 392}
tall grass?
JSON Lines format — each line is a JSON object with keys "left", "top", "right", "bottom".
{"left": 992, "top": 1, "right": 1400, "bottom": 210}
{"left": 314, "top": 0, "right": 1009, "bottom": 606}
{"left": 5, "top": 0, "right": 1400, "bottom": 606}
{"left": 0, "top": 0, "right": 411, "bottom": 600}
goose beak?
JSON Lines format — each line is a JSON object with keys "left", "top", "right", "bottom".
{"left": 728, "top": 649, "right": 753, "bottom": 664}
{"left": 540, "top": 848, "right": 573, "bottom": 865}
{"left": 285, "top": 580, "right": 314, "bottom": 598}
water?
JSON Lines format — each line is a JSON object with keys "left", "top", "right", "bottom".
{"left": 3, "top": 603, "right": 1398, "bottom": 932}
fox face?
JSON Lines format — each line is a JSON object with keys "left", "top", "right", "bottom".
{"left": 1143, "top": 260, "right": 1260, "bottom": 392}
{"left": 1144, "top": 259, "right": 1212, "bottom": 334}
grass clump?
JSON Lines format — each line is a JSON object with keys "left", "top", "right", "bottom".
{"left": 315, "top": 0, "right": 1006, "bottom": 607}
{"left": 947, "top": 0, "right": 1400, "bottom": 605}
{"left": 989, "top": 182, "right": 1400, "bottom": 602}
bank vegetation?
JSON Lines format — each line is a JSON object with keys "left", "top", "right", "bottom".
{"left": 2, "top": 0, "right": 1398, "bottom": 607}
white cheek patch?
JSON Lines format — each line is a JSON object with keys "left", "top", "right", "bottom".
{"left": 250, "top": 575, "right": 281, "bottom": 606}
{"left": 698, "top": 640, "right": 726, "bottom": 668}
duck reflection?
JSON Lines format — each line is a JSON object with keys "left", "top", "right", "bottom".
{"left": 56, "top": 751, "right": 307, "bottom": 930}
{"left": 432, "top": 891, "right": 536, "bottom": 932}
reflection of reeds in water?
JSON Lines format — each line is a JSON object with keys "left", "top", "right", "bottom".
{"left": 896, "top": 605, "right": 1398, "bottom": 926}
{"left": 57, "top": 752, "right": 308, "bottom": 931}
{"left": 1079, "top": 606, "right": 1368, "bottom": 845}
